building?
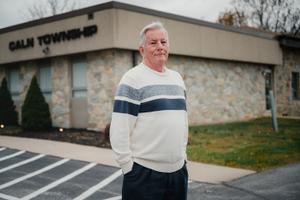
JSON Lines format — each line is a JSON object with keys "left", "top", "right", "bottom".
{"left": 0, "top": 1, "right": 299, "bottom": 131}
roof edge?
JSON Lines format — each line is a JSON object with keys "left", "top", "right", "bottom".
{"left": 277, "top": 34, "right": 300, "bottom": 49}
{"left": 0, "top": 1, "right": 275, "bottom": 40}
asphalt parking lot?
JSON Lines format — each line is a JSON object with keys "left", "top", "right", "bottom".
{"left": 0, "top": 146, "right": 300, "bottom": 200}
{"left": 0, "top": 147, "right": 123, "bottom": 200}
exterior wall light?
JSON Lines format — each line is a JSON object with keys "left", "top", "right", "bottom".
{"left": 59, "top": 128, "right": 64, "bottom": 132}
{"left": 0, "top": 124, "right": 4, "bottom": 128}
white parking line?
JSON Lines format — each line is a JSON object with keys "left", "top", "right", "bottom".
{"left": 20, "top": 162, "right": 97, "bottom": 200}
{"left": 73, "top": 169, "right": 122, "bottom": 200}
{"left": 0, "top": 147, "right": 6, "bottom": 152}
{"left": 0, "top": 158, "right": 69, "bottom": 190}
{"left": 103, "top": 195, "right": 122, "bottom": 200}
{"left": 0, "top": 154, "right": 45, "bottom": 174}
{"left": 0, "top": 192, "right": 19, "bottom": 200}
{"left": 0, "top": 150, "right": 26, "bottom": 162}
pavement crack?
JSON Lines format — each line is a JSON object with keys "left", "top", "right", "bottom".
{"left": 222, "top": 183, "right": 270, "bottom": 200}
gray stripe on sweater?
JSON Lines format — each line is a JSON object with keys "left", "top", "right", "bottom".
{"left": 116, "top": 84, "right": 185, "bottom": 101}
{"left": 139, "top": 85, "right": 185, "bottom": 100}
{"left": 116, "top": 84, "right": 141, "bottom": 101}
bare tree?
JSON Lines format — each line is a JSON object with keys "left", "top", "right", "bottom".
{"left": 24, "top": 0, "right": 77, "bottom": 19}
{"left": 218, "top": 0, "right": 300, "bottom": 36}
{"left": 217, "top": 9, "right": 247, "bottom": 27}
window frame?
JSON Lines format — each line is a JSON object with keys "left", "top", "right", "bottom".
{"left": 38, "top": 60, "right": 52, "bottom": 100}
{"left": 291, "top": 71, "right": 300, "bottom": 101}
{"left": 8, "top": 68, "right": 20, "bottom": 101}
{"left": 71, "top": 57, "right": 87, "bottom": 98}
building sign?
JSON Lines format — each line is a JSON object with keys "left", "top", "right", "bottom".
{"left": 8, "top": 25, "right": 97, "bottom": 51}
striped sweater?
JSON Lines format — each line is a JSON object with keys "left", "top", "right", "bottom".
{"left": 110, "top": 63, "right": 188, "bottom": 174}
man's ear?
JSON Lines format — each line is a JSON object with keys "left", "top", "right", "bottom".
{"left": 139, "top": 46, "right": 144, "bottom": 56}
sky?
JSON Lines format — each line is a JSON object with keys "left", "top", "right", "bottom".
{"left": 0, "top": 0, "right": 233, "bottom": 29}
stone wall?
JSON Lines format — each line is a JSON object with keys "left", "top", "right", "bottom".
{"left": 0, "top": 49, "right": 273, "bottom": 129}
{"left": 51, "top": 57, "right": 72, "bottom": 128}
{"left": 276, "top": 48, "right": 300, "bottom": 116}
{"left": 19, "top": 62, "right": 38, "bottom": 104}
{"left": 125, "top": 52, "right": 268, "bottom": 125}
{"left": 15, "top": 62, "right": 37, "bottom": 124}
{"left": 86, "top": 49, "right": 132, "bottom": 131}
{"left": 168, "top": 56, "right": 267, "bottom": 125}
{"left": 0, "top": 50, "right": 132, "bottom": 130}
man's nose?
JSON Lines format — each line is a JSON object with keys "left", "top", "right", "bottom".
{"left": 156, "top": 41, "right": 164, "bottom": 49}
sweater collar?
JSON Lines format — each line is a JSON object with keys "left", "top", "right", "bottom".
{"left": 141, "top": 63, "right": 169, "bottom": 76}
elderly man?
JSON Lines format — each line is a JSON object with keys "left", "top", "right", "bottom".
{"left": 110, "top": 21, "right": 188, "bottom": 200}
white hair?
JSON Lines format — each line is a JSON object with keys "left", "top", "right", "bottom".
{"left": 139, "top": 21, "right": 168, "bottom": 47}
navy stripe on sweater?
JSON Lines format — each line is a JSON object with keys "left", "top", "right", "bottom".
{"left": 140, "top": 98, "right": 186, "bottom": 113}
{"left": 113, "top": 100, "right": 140, "bottom": 116}
{"left": 113, "top": 98, "right": 186, "bottom": 116}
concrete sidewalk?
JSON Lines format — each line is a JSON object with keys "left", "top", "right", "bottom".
{"left": 0, "top": 135, "right": 255, "bottom": 184}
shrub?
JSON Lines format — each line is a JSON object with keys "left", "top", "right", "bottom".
{"left": 0, "top": 78, "right": 18, "bottom": 126}
{"left": 21, "top": 76, "right": 52, "bottom": 131}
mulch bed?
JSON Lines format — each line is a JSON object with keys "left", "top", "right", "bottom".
{"left": 0, "top": 127, "right": 111, "bottom": 149}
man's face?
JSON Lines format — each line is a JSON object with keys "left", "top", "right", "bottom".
{"left": 139, "top": 28, "right": 169, "bottom": 70}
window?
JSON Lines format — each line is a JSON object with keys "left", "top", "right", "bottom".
{"left": 291, "top": 72, "right": 299, "bottom": 100}
{"left": 39, "top": 61, "right": 52, "bottom": 100}
{"left": 72, "top": 58, "right": 87, "bottom": 98}
{"left": 8, "top": 69, "right": 20, "bottom": 101}
{"left": 264, "top": 69, "right": 273, "bottom": 110}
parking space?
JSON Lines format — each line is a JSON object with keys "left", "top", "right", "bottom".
{"left": 2, "top": 146, "right": 298, "bottom": 200}
{"left": 0, "top": 147, "right": 123, "bottom": 200}
{"left": 0, "top": 147, "right": 270, "bottom": 200}
{"left": 1, "top": 147, "right": 210, "bottom": 200}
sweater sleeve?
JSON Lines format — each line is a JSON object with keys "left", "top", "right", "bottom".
{"left": 183, "top": 93, "right": 189, "bottom": 161}
{"left": 110, "top": 75, "right": 140, "bottom": 174}
{"left": 179, "top": 72, "right": 189, "bottom": 161}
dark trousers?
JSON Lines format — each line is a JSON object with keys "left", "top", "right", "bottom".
{"left": 122, "top": 162, "right": 188, "bottom": 200}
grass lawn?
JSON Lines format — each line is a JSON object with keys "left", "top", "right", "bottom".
{"left": 187, "top": 117, "right": 300, "bottom": 171}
